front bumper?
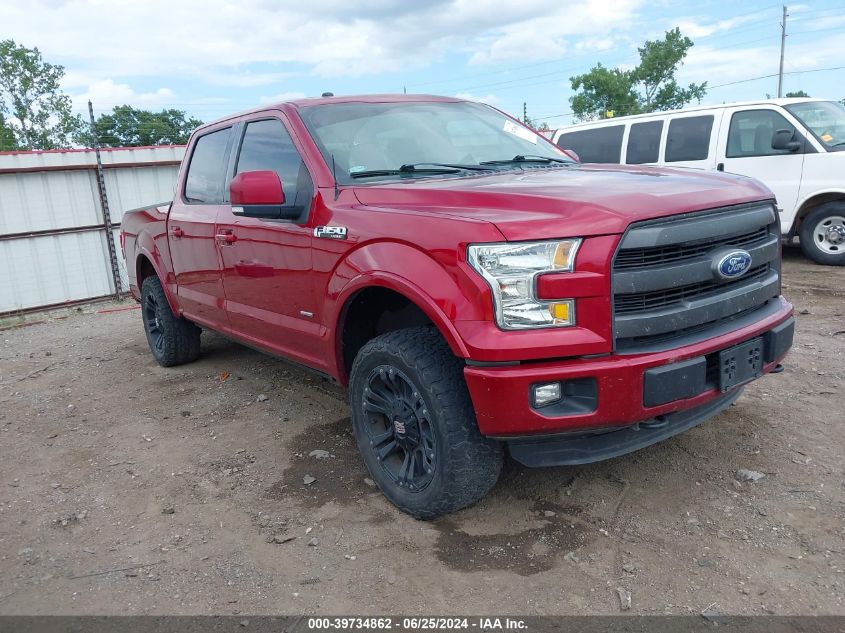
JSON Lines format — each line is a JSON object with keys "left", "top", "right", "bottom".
{"left": 508, "top": 388, "right": 742, "bottom": 467}
{"left": 464, "top": 297, "right": 793, "bottom": 438}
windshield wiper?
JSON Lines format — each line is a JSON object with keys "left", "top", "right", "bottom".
{"left": 349, "top": 163, "right": 496, "bottom": 179}
{"left": 349, "top": 166, "right": 462, "bottom": 179}
{"left": 399, "top": 162, "right": 496, "bottom": 172}
{"left": 480, "top": 154, "right": 571, "bottom": 166}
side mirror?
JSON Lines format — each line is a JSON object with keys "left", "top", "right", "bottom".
{"left": 230, "top": 170, "right": 298, "bottom": 219}
{"left": 772, "top": 129, "right": 801, "bottom": 152}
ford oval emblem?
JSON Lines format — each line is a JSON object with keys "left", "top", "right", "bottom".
{"left": 715, "top": 250, "right": 753, "bottom": 279}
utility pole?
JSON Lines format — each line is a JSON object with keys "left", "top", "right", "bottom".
{"left": 88, "top": 100, "right": 123, "bottom": 301}
{"left": 778, "top": 5, "right": 788, "bottom": 98}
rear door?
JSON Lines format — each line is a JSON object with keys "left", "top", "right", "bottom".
{"left": 215, "top": 116, "right": 320, "bottom": 366}
{"left": 167, "top": 126, "right": 233, "bottom": 327}
{"left": 717, "top": 106, "right": 807, "bottom": 217}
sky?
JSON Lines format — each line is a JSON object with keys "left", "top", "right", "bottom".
{"left": 2, "top": 0, "right": 844, "bottom": 129}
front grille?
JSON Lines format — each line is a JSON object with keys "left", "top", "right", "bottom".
{"left": 614, "top": 226, "right": 769, "bottom": 270}
{"left": 615, "top": 265, "right": 770, "bottom": 314}
{"left": 612, "top": 203, "right": 781, "bottom": 353}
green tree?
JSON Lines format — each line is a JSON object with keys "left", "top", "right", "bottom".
{"left": 0, "top": 112, "right": 18, "bottom": 151}
{"left": 570, "top": 63, "right": 639, "bottom": 120}
{"left": 785, "top": 90, "right": 810, "bottom": 98}
{"left": 635, "top": 28, "right": 707, "bottom": 112}
{"left": 569, "top": 29, "right": 707, "bottom": 121}
{"left": 0, "top": 39, "right": 84, "bottom": 149}
{"left": 89, "top": 105, "right": 202, "bottom": 147}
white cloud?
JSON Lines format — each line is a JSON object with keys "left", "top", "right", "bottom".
{"left": 259, "top": 91, "right": 308, "bottom": 104}
{"left": 0, "top": 0, "right": 645, "bottom": 85}
{"left": 70, "top": 79, "right": 176, "bottom": 113}
{"left": 675, "top": 15, "right": 758, "bottom": 39}
{"left": 203, "top": 72, "right": 300, "bottom": 88}
{"left": 454, "top": 92, "right": 501, "bottom": 105}
{"left": 468, "top": 0, "right": 642, "bottom": 65}
{"left": 677, "top": 33, "right": 845, "bottom": 98}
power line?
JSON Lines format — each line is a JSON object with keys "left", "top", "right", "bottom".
{"left": 407, "top": 2, "right": 787, "bottom": 91}
{"left": 532, "top": 64, "right": 845, "bottom": 121}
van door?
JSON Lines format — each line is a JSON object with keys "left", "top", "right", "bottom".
{"left": 662, "top": 113, "right": 720, "bottom": 170}
{"left": 717, "top": 106, "right": 807, "bottom": 221}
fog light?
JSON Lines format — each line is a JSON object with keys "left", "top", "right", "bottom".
{"left": 532, "top": 382, "right": 562, "bottom": 407}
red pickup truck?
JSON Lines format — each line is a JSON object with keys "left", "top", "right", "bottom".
{"left": 121, "top": 94, "right": 794, "bottom": 518}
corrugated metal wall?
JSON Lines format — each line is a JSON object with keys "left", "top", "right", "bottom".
{"left": 0, "top": 146, "right": 185, "bottom": 314}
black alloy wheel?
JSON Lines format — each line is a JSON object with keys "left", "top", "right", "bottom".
{"left": 362, "top": 365, "right": 436, "bottom": 491}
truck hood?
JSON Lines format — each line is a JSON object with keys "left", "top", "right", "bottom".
{"left": 352, "top": 164, "right": 774, "bottom": 241}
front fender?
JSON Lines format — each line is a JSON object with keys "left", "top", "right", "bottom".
{"left": 327, "top": 242, "right": 475, "bottom": 377}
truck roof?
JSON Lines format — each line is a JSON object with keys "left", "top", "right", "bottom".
{"left": 195, "top": 94, "right": 465, "bottom": 132}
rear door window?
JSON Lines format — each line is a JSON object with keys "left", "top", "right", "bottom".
{"left": 726, "top": 109, "right": 798, "bottom": 157}
{"left": 665, "top": 115, "right": 714, "bottom": 162}
{"left": 557, "top": 125, "right": 624, "bottom": 163}
{"left": 184, "top": 127, "right": 232, "bottom": 203}
{"left": 625, "top": 120, "right": 663, "bottom": 164}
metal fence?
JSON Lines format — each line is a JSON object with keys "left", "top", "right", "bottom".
{"left": 0, "top": 146, "right": 185, "bottom": 315}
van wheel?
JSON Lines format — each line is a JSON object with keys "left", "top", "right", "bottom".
{"left": 800, "top": 202, "right": 845, "bottom": 266}
{"left": 349, "top": 327, "right": 503, "bottom": 519}
{"left": 140, "top": 276, "right": 201, "bottom": 367}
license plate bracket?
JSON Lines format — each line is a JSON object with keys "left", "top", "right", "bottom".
{"left": 718, "top": 336, "right": 764, "bottom": 392}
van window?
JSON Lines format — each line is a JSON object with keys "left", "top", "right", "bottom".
{"left": 665, "top": 115, "right": 713, "bottom": 162}
{"left": 727, "top": 110, "right": 797, "bottom": 157}
{"left": 626, "top": 121, "right": 663, "bottom": 164}
{"left": 184, "top": 127, "right": 232, "bottom": 204}
{"left": 556, "top": 125, "right": 624, "bottom": 163}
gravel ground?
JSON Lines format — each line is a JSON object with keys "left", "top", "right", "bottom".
{"left": 0, "top": 244, "right": 843, "bottom": 616}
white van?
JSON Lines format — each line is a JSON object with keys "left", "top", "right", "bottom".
{"left": 552, "top": 98, "right": 845, "bottom": 265}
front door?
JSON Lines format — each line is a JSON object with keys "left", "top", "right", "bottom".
{"left": 718, "top": 107, "right": 806, "bottom": 216}
{"left": 215, "top": 117, "right": 321, "bottom": 367}
{"left": 168, "top": 126, "right": 233, "bottom": 327}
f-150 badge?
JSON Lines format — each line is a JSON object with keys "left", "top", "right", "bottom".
{"left": 314, "top": 226, "right": 348, "bottom": 240}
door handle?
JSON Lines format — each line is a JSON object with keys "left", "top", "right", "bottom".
{"left": 716, "top": 163, "right": 725, "bottom": 172}
{"left": 215, "top": 230, "right": 237, "bottom": 245}
{"left": 170, "top": 226, "right": 184, "bottom": 238}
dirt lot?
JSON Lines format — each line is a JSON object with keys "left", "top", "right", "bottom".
{"left": 0, "top": 244, "right": 843, "bottom": 616}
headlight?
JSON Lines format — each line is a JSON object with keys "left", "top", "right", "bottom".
{"left": 467, "top": 239, "right": 581, "bottom": 330}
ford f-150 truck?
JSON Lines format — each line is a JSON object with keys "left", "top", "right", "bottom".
{"left": 121, "top": 94, "right": 794, "bottom": 518}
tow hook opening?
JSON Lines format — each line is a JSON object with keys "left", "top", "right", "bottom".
{"left": 640, "top": 416, "right": 669, "bottom": 430}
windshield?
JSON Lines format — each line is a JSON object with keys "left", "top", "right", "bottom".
{"left": 785, "top": 100, "right": 845, "bottom": 151}
{"left": 299, "top": 101, "right": 572, "bottom": 183}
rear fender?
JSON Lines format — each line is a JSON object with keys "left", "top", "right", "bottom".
{"left": 135, "top": 229, "right": 180, "bottom": 316}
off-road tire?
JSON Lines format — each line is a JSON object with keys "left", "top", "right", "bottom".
{"left": 349, "top": 326, "right": 503, "bottom": 519}
{"left": 799, "top": 202, "right": 845, "bottom": 266}
{"left": 140, "top": 276, "right": 201, "bottom": 367}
